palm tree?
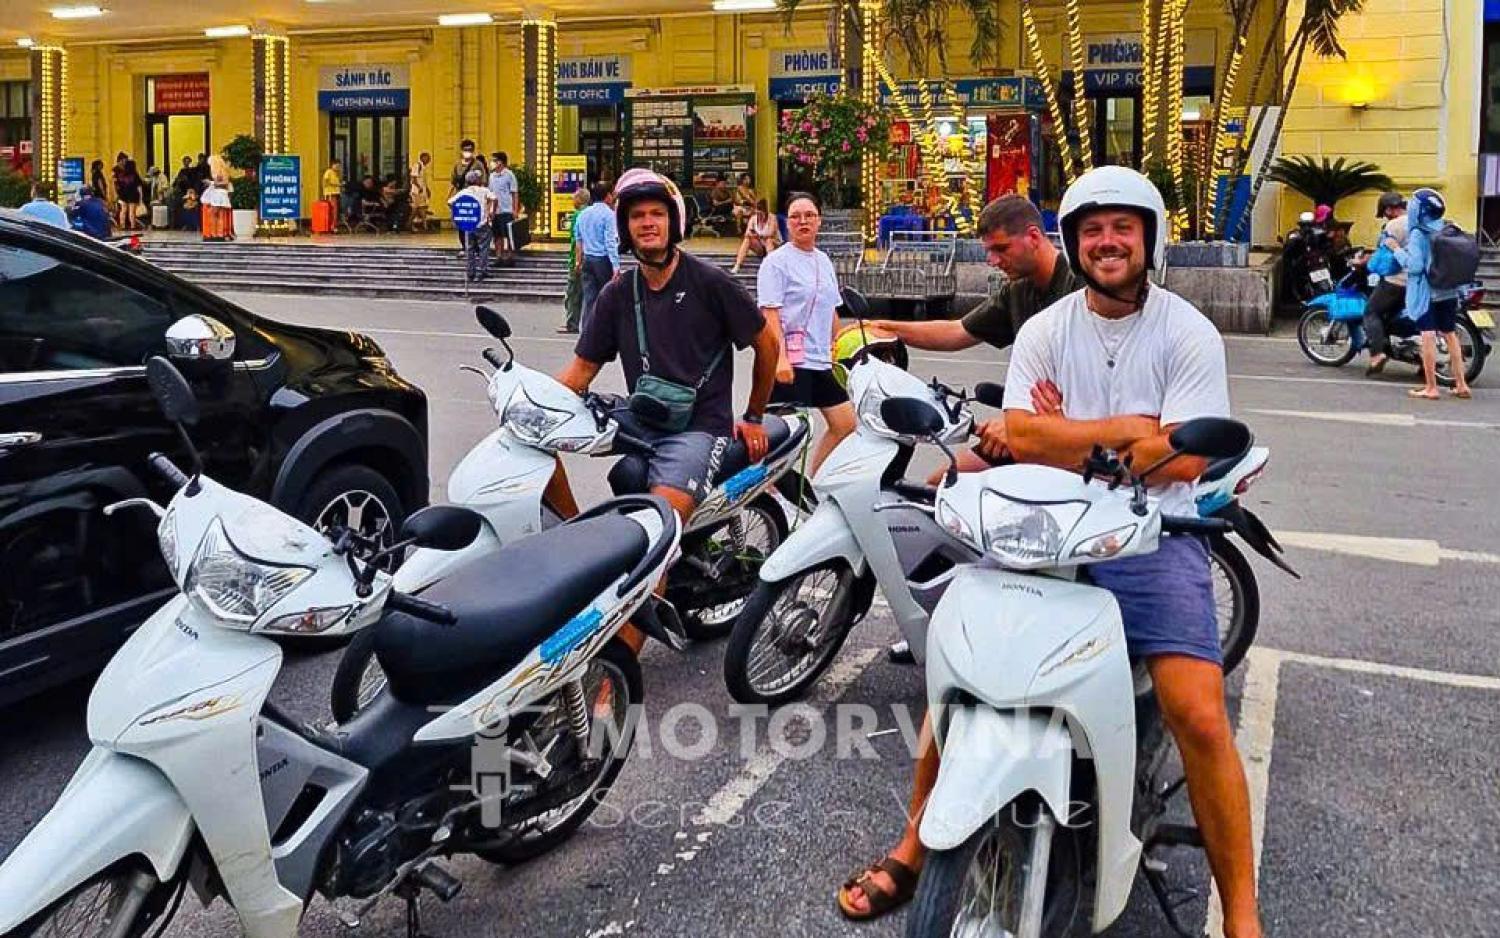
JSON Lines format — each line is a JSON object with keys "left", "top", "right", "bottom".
{"left": 1231, "top": 0, "right": 1365, "bottom": 240}
{"left": 1265, "top": 155, "right": 1393, "bottom": 211}
{"left": 777, "top": 0, "right": 1000, "bottom": 80}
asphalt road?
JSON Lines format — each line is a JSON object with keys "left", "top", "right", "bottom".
{"left": 2, "top": 291, "right": 1497, "bottom": 938}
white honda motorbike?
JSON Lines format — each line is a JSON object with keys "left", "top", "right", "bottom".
{"left": 0, "top": 358, "right": 680, "bottom": 938}
{"left": 873, "top": 394, "right": 1255, "bottom": 938}
{"left": 331, "top": 306, "right": 812, "bottom": 720}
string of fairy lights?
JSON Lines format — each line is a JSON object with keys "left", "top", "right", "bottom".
{"left": 35, "top": 46, "right": 66, "bottom": 186}
{"left": 524, "top": 17, "right": 557, "bottom": 238}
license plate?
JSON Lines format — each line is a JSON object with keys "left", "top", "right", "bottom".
{"left": 1472, "top": 310, "right": 1495, "bottom": 329}
{"left": 1310, "top": 268, "right": 1332, "bottom": 284}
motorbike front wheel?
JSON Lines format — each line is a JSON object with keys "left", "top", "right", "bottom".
{"left": 905, "top": 797, "right": 1084, "bottom": 938}
{"left": 1297, "top": 307, "right": 1360, "bottom": 367}
{"left": 723, "top": 560, "right": 856, "bottom": 706}
{"left": 14, "top": 863, "right": 175, "bottom": 938}
{"left": 1209, "top": 537, "right": 1260, "bottom": 675}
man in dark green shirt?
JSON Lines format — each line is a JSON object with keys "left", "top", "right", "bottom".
{"left": 869, "top": 195, "right": 1076, "bottom": 663}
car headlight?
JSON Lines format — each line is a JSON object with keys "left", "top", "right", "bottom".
{"left": 503, "top": 385, "right": 572, "bottom": 445}
{"left": 1070, "top": 524, "right": 1138, "bottom": 561}
{"left": 158, "top": 507, "right": 179, "bottom": 580}
{"left": 980, "top": 490, "right": 1088, "bottom": 567}
{"left": 185, "top": 519, "right": 313, "bottom": 626}
{"left": 262, "top": 605, "right": 354, "bottom": 635}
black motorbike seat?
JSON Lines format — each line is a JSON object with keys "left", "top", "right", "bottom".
{"left": 608, "top": 413, "right": 793, "bottom": 495}
{"left": 374, "top": 514, "right": 648, "bottom": 706}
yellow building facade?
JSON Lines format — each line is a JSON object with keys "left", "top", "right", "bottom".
{"left": 0, "top": 0, "right": 1478, "bottom": 244}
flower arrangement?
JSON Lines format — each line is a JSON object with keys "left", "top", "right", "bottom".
{"left": 778, "top": 92, "right": 891, "bottom": 209}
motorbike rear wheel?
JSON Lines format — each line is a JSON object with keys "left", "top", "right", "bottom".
{"left": 1435, "top": 316, "right": 1486, "bottom": 388}
{"left": 679, "top": 496, "right": 788, "bottom": 641}
{"left": 1209, "top": 537, "right": 1259, "bottom": 675}
{"left": 905, "top": 797, "right": 1084, "bottom": 938}
{"left": 1297, "top": 307, "right": 1360, "bottom": 367}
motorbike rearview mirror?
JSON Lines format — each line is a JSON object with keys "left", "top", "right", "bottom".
{"left": 475, "top": 306, "right": 512, "bottom": 340}
{"left": 838, "top": 287, "right": 871, "bottom": 320}
{"left": 400, "top": 505, "right": 483, "bottom": 552}
{"left": 1168, "top": 418, "right": 1253, "bottom": 460}
{"left": 880, "top": 397, "right": 945, "bottom": 438}
{"left": 973, "top": 382, "right": 1006, "bottom": 409}
{"left": 146, "top": 356, "right": 205, "bottom": 492}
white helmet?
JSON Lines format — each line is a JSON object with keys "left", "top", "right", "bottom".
{"left": 1057, "top": 166, "right": 1168, "bottom": 277}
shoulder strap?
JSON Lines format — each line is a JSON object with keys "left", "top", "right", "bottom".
{"left": 633, "top": 264, "right": 727, "bottom": 389}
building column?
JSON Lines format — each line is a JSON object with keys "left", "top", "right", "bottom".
{"left": 253, "top": 32, "right": 291, "bottom": 154}
{"left": 522, "top": 15, "right": 557, "bottom": 237}
{"left": 854, "top": 0, "right": 882, "bottom": 243}
{"left": 30, "top": 46, "right": 66, "bottom": 189}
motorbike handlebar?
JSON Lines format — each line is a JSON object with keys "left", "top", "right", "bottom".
{"left": 385, "top": 590, "right": 458, "bottom": 626}
{"left": 1161, "top": 515, "right": 1232, "bottom": 536}
{"left": 614, "top": 432, "right": 657, "bottom": 457}
{"left": 148, "top": 452, "right": 191, "bottom": 489}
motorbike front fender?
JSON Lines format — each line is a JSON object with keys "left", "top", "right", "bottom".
{"left": 0, "top": 749, "right": 194, "bottom": 933}
{"left": 758, "top": 498, "right": 867, "bottom": 584}
{"left": 919, "top": 707, "right": 1074, "bottom": 853}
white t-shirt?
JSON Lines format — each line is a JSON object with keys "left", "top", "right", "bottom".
{"left": 1002, "top": 286, "right": 1231, "bottom": 515}
{"left": 1382, "top": 214, "right": 1409, "bottom": 287}
{"left": 756, "top": 244, "right": 841, "bottom": 369}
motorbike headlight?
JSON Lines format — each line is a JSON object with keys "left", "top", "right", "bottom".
{"left": 185, "top": 519, "right": 313, "bottom": 627}
{"left": 1070, "top": 524, "right": 1138, "bottom": 561}
{"left": 548, "top": 435, "right": 597, "bottom": 453}
{"left": 158, "top": 507, "right": 179, "bottom": 581}
{"left": 502, "top": 385, "right": 572, "bottom": 445}
{"left": 980, "top": 490, "right": 1087, "bottom": 567}
{"left": 262, "top": 605, "right": 354, "bottom": 635}
{"left": 856, "top": 385, "right": 894, "bottom": 436}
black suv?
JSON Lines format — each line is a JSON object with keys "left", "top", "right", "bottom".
{"left": 0, "top": 213, "right": 429, "bottom": 705}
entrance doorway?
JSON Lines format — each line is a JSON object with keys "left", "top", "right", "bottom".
{"left": 146, "top": 114, "right": 210, "bottom": 177}
{"left": 330, "top": 113, "right": 408, "bottom": 185}
{"left": 578, "top": 106, "right": 622, "bottom": 186}
{"left": 1094, "top": 94, "right": 1141, "bottom": 168}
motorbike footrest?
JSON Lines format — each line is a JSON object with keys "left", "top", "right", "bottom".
{"left": 1148, "top": 823, "right": 1204, "bottom": 850}
{"left": 411, "top": 862, "right": 462, "bottom": 903}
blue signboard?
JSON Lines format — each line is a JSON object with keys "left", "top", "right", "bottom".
{"left": 1082, "top": 66, "right": 1215, "bottom": 94}
{"left": 258, "top": 154, "right": 301, "bottom": 222}
{"left": 559, "top": 84, "right": 630, "bottom": 105}
{"left": 450, "top": 194, "right": 482, "bottom": 233}
{"left": 769, "top": 47, "right": 842, "bottom": 102}
{"left": 318, "top": 90, "right": 410, "bottom": 112}
{"left": 557, "top": 55, "right": 632, "bottom": 105}
{"left": 318, "top": 64, "right": 411, "bottom": 113}
{"left": 769, "top": 76, "right": 841, "bottom": 102}
{"left": 1489, "top": 0, "right": 1500, "bottom": 20}
{"left": 57, "top": 157, "right": 85, "bottom": 200}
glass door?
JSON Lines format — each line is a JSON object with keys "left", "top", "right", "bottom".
{"left": 330, "top": 113, "right": 408, "bottom": 186}
{"left": 1094, "top": 95, "right": 1141, "bottom": 168}
{"left": 579, "top": 105, "right": 622, "bottom": 186}
{"left": 146, "top": 114, "right": 209, "bottom": 177}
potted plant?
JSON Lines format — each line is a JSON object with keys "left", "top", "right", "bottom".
{"left": 778, "top": 92, "right": 891, "bottom": 229}
{"left": 223, "top": 134, "right": 265, "bottom": 239}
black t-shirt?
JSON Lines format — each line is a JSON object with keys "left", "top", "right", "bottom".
{"left": 961, "top": 259, "right": 1078, "bottom": 349}
{"left": 576, "top": 252, "right": 765, "bottom": 436}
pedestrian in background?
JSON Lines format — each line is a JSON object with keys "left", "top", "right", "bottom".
{"left": 201, "top": 151, "right": 233, "bottom": 242}
{"left": 409, "top": 151, "right": 433, "bottom": 230}
{"left": 115, "top": 158, "right": 144, "bottom": 231}
{"left": 1394, "top": 188, "right": 1471, "bottom": 400}
{"left": 449, "top": 139, "right": 486, "bottom": 247}
{"left": 562, "top": 186, "right": 592, "bottom": 334}
{"left": 322, "top": 159, "right": 345, "bottom": 224}
{"left": 731, "top": 198, "right": 779, "bottom": 274}
{"left": 449, "top": 168, "right": 497, "bottom": 283}
{"left": 489, "top": 152, "right": 519, "bottom": 264}
{"left": 89, "top": 159, "right": 107, "bottom": 201}
{"left": 758, "top": 191, "right": 857, "bottom": 473}
{"left": 570, "top": 182, "right": 619, "bottom": 335}
{"left": 1364, "top": 191, "right": 1408, "bottom": 376}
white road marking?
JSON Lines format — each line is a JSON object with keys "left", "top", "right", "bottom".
{"left": 1275, "top": 530, "right": 1500, "bottom": 567}
{"left": 1273, "top": 648, "right": 1500, "bottom": 691}
{"left": 1247, "top": 408, "right": 1500, "bottom": 430}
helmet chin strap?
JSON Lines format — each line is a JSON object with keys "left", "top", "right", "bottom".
{"left": 1081, "top": 270, "right": 1151, "bottom": 311}
{"left": 635, "top": 244, "right": 677, "bottom": 271}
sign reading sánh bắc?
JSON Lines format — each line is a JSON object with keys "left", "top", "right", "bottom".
{"left": 258, "top": 155, "right": 301, "bottom": 222}
{"left": 769, "top": 48, "right": 841, "bottom": 102}
{"left": 557, "top": 55, "right": 632, "bottom": 105}
{"left": 318, "top": 65, "right": 410, "bottom": 112}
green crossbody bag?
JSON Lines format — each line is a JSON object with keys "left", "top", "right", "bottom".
{"left": 628, "top": 269, "right": 725, "bottom": 433}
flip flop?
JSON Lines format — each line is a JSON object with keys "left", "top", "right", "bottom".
{"left": 1407, "top": 389, "right": 1440, "bottom": 400}
{"left": 1449, "top": 388, "right": 1473, "bottom": 399}
{"left": 836, "top": 857, "right": 919, "bottom": 922}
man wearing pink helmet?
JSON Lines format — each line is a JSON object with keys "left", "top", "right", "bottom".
{"left": 546, "top": 168, "right": 782, "bottom": 650}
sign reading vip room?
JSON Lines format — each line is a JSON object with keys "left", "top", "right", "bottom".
{"left": 557, "top": 55, "right": 632, "bottom": 105}
{"left": 769, "top": 48, "right": 841, "bottom": 102}
{"left": 318, "top": 65, "right": 410, "bottom": 112}
{"left": 1083, "top": 32, "right": 1216, "bottom": 93}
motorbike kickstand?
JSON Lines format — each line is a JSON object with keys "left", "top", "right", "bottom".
{"left": 1142, "top": 860, "right": 1200, "bottom": 938}
{"left": 395, "top": 881, "right": 436, "bottom": 938}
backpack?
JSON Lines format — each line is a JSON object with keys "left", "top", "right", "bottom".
{"left": 1427, "top": 222, "right": 1480, "bottom": 290}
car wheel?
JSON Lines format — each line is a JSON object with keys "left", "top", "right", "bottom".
{"left": 296, "top": 464, "right": 406, "bottom": 561}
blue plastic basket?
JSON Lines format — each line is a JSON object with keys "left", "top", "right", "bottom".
{"left": 1327, "top": 291, "right": 1367, "bottom": 323}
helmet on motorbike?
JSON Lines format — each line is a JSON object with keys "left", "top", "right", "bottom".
{"left": 1057, "top": 166, "right": 1167, "bottom": 305}
{"left": 1375, "top": 191, "right": 1406, "bottom": 218}
{"left": 831, "top": 322, "right": 908, "bottom": 388}
{"left": 1313, "top": 204, "right": 1334, "bottom": 225}
{"left": 613, "top": 168, "right": 687, "bottom": 258}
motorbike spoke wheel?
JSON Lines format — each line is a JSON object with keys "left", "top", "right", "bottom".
{"left": 1208, "top": 538, "right": 1260, "bottom": 675}
{"left": 1297, "top": 309, "right": 1359, "bottom": 367}
{"left": 682, "top": 501, "right": 785, "bottom": 638}
{"left": 18, "top": 866, "right": 166, "bottom": 938}
{"left": 724, "top": 562, "right": 856, "bottom": 705}
{"left": 1435, "top": 319, "right": 1482, "bottom": 387}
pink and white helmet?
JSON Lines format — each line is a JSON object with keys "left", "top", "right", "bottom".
{"left": 613, "top": 167, "right": 687, "bottom": 253}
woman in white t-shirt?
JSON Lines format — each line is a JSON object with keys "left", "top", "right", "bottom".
{"left": 757, "top": 192, "right": 857, "bottom": 472}
{"left": 732, "top": 198, "right": 781, "bottom": 274}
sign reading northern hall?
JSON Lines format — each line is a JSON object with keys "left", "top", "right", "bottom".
{"left": 317, "top": 65, "right": 411, "bottom": 112}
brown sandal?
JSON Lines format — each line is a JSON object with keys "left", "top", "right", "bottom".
{"left": 836, "top": 856, "right": 919, "bottom": 921}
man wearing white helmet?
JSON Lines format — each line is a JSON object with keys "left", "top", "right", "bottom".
{"left": 546, "top": 168, "right": 783, "bottom": 651}
{"left": 835, "top": 168, "right": 1260, "bottom": 938}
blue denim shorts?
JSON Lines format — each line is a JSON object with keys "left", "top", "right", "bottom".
{"left": 1086, "top": 534, "right": 1222, "bottom": 665}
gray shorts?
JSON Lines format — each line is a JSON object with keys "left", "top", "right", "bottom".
{"left": 626, "top": 429, "right": 729, "bottom": 505}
